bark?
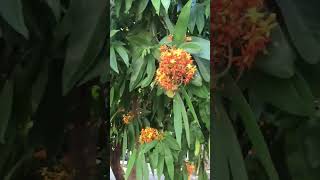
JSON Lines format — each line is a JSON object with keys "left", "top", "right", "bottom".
{"left": 111, "top": 144, "right": 124, "bottom": 180}
{"left": 68, "top": 121, "right": 99, "bottom": 180}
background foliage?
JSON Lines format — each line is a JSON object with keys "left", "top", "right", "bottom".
{"left": 213, "top": 0, "right": 320, "bottom": 180}
{"left": 0, "top": 0, "right": 108, "bottom": 179}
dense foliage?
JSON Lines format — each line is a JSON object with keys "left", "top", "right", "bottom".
{"left": 213, "top": 0, "right": 320, "bottom": 180}
{"left": 110, "top": 0, "right": 210, "bottom": 179}
{"left": 0, "top": 0, "right": 108, "bottom": 179}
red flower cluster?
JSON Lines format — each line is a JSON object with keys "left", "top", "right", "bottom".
{"left": 139, "top": 127, "right": 162, "bottom": 144}
{"left": 212, "top": 0, "right": 276, "bottom": 69}
{"left": 155, "top": 45, "right": 196, "bottom": 93}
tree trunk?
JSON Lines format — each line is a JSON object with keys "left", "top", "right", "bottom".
{"left": 68, "top": 121, "right": 99, "bottom": 180}
{"left": 111, "top": 144, "right": 124, "bottom": 180}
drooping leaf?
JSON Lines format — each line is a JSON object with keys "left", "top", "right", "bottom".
{"left": 177, "top": 93, "right": 190, "bottom": 147}
{"left": 249, "top": 71, "right": 314, "bottom": 116}
{"left": 173, "top": 93, "right": 183, "bottom": 147}
{"left": 45, "top": 0, "right": 61, "bottom": 21}
{"left": 174, "top": 0, "right": 192, "bottom": 44}
{"left": 63, "top": 0, "right": 107, "bottom": 94}
{"left": 0, "top": 0, "right": 29, "bottom": 38}
{"left": 31, "top": 61, "right": 48, "bottom": 114}
{"left": 255, "top": 26, "right": 295, "bottom": 78}
{"left": 125, "top": 0, "right": 133, "bottom": 13}
{"left": 122, "top": 130, "right": 128, "bottom": 161}
{"left": 164, "top": 145, "right": 174, "bottom": 180}
{"left": 179, "top": 42, "right": 202, "bottom": 54}
{"left": 0, "top": 80, "right": 13, "bottom": 144}
{"left": 191, "top": 37, "right": 210, "bottom": 60}
{"left": 161, "top": 0, "right": 170, "bottom": 13}
{"left": 115, "top": 45, "right": 130, "bottom": 67}
{"left": 215, "top": 96, "right": 249, "bottom": 180}
{"left": 222, "top": 75, "right": 279, "bottom": 180}
{"left": 181, "top": 88, "right": 200, "bottom": 126}
{"left": 157, "top": 155, "right": 165, "bottom": 180}
{"left": 125, "top": 148, "right": 137, "bottom": 180}
{"left": 110, "top": 46, "right": 119, "bottom": 73}
{"left": 196, "top": 5, "right": 205, "bottom": 33}
{"left": 137, "top": 0, "right": 149, "bottom": 14}
{"left": 275, "top": 0, "right": 320, "bottom": 64}
{"left": 110, "top": 30, "right": 119, "bottom": 37}
{"left": 151, "top": 0, "right": 161, "bottom": 15}
{"left": 164, "top": 134, "right": 181, "bottom": 151}
{"left": 140, "top": 55, "right": 156, "bottom": 88}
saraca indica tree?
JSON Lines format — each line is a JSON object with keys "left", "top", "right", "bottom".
{"left": 110, "top": 0, "right": 210, "bottom": 179}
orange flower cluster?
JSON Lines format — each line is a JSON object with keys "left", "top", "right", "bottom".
{"left": 155, "top": 45, "right": 197, "bottom": 93}
{"left": 186, "top": 162, "right": 195, "bottom": 177}
{"left": 122, "top": 112, "right": 134, "bottom": 125}
{"left": 139, "top": 127, "right": 162, "bottom": 144}
{"left": 212, "top": 0, "right": 276, "bottom": 69}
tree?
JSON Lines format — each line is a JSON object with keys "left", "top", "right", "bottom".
{"left": 110, "top": 0, "right": 210, "bottom": 179}
{"left": 0, "top": 0, "right": 108, "bottom": 179}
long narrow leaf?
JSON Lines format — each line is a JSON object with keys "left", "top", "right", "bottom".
{"left": 222, "top": 75, "right": 279, "bottom": 180}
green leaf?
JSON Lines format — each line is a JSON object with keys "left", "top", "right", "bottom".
{"left": 62, "top": 1, "right": 107, "bottom": 95}
{"left": 129, "top": 56, "right": 147, "bottom": 91}
{"left": 164, "top": 134, "right": 181, "bottom": 151}
{"left": 110, "top": 87, "right": 114, "bottom": 107}
{"left": 164, "top": 145, "right": 174, "bottom": 180}
{"left": 151, "top": 0, "right": 161, "bottom": 15}
{"left": 122, "top": 130, "right": 128, "bottom": 161}
{"left": 173, "top": 0, "right": 192, "bottom": 44}
{"left": 140, "top": 55, "right": 156, "bottom": 88}
{"left": 177, "top": 93, "right": 190, "bottom": 147}
{"left": 0, "top": 80, "right": 13, "bottom": 144}
{"left": 196, "top": 6, "right": 205, "bottom": 33}
{"left": 179, "top": 42, "right": 202, "bottom": 54}
{"left": 161, "top": 0, "right": 170, "bottom": 13}
{"left": 110, "top": 46, "right": 119, "bottom": 73}
{"left": 215, "top": 96, "right": 248, "bottom": 180}
{"left": 191, "top": 37, "right": 210, "bottom": 60}
{"left": 31, "top": 62, "right": 48, "bottom": 113}
{"left": 136, "top": 152, "right": 143, "bottom": 180}
{"left": 191, "top": 72, "right": 203, "bottom": 87}
{"left": 194, "top": 138, "right": 200, "bottom": 156}
{"left": 205, "top": 0, "right": 210, "bottom": 18}
{"left": 173, "top": 93, "right": 183, "bottom": 147}
{"left": 128, "top": 124, "right": 136, "bottom": 150}
{"left": 45, "top": 0, "right": 61, "bottom": 21}
{"left": 110, "top": 30, "right": 119, "bottom": 38}
{"left": 255, "top": 26, "right": 295, "bottom": 78}
{"left": 142, "top": 140, "right": 158, "bottom": 153}
{"left": 157, "top": 155, "right": 165, "bottom": 180}
{"left": 0, "top": 0, "right": 29, "bottom": 38}
{"left": 181, "top": 88, "right": 200, "bottom": 126}
{"left": 163, "top": 12, "right": 175, "bottom": 35}
{"left": 125, "top": 0, "right": 133, "bottom": 13}
{"left": 249, "top": 72, "right": 314, "bottom": 116}
{"left": 137, "top": 0, "right": 149, "bottom": 14}
{"left": 194, "top": 57, "right": 210, "bottom": 82}
{"left": 142, "top": 154, "right": 149, "bottom": 179}
{"left": 275, "top": 0, "right": 320, "bottom": 64}
{"left": 222, "top": 75, "right": 279, "bottom": 180}
{"left": 125, "top": 148, "right": 137, "bottom": 180}
{"left": 115, "top": 45, "right": 130, "bottom": 67}
{"left": 150, "top": 146, "right": 159, "bottom": 170}
{"left": 188, "top": 5, "right": 197, "bottom": 33}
